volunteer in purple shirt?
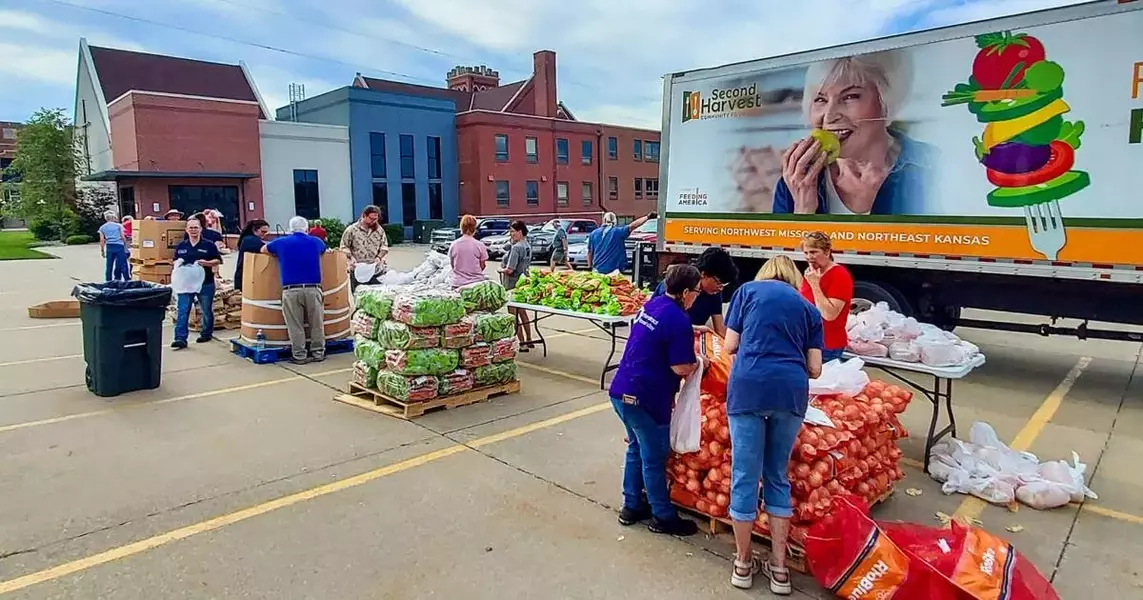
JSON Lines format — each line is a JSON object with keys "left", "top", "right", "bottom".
{"left": 609, "top": 264, "right": 703, "bottom": 537}
{"left": 449, "top": 214, "right": 488, "bottom": 287}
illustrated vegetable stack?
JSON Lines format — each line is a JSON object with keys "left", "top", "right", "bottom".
{"left": 511, "top": 270, "right": 651, "bottom": 316}
{"left": 942, "top": 30, "right": 1087, "bottom": 259}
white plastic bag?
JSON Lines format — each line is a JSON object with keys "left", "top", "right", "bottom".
{"left": 1015, "top": 480, "right": 1072, "bottom": 510}
{"left": 354, "top": 262, "right": 377, "bottom": 283}
{"left": 918, "top": 338, "right": 971, "bottom": 367}
{"left": 1036, "top": 452, "right": 1098, "bottom": 502}
{"left": 669, "top": 361, "right": 703, "bottom": 454}
{"left": 888, "top": 341, "right": 921, "bottom": 362}
{"left": 809, "top": 358, "right": 870, "bottom": 397}
{"left": 170, "top": 259, "right": 205, "bottom": 294}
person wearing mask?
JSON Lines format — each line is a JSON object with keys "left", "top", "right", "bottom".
{"left": 653, "top": 247, "right": 738, "bottom": 337}
{"left": 450, "top": 215, "right": 488, "bottom": 287}
{"left": 98, "top": 212, "right": 129, "bottom": 282}
{"left": 233, "top": 219, "right": 269, "bottom": 292}
{"left": 549, "top": 221, "right": 570, "bottom": 271}
{"left": 499, "top": 220, "right": 534, "bottom": 349}
{"left": 799, "top": 231, "right": 853, "bottom": 362}
{"left": 587, "top": 211, "right": 655, "bottom": 274}
{"left": 262, "top": 216, "right": 327, "bottom": 364}
{"left": 609, "top": 264, "right": 703, "bottom": 537}
{"left": 340, "top": 205, "right": 389, "bottom": 291}
{"left": 308, "top": 219, "right": 328, "bottom": 241}
{"left": 172, "top": 219, "right": 223, "bottom": 349}
{"left": 723, "top": 255, "right": 823, "bottom": 594}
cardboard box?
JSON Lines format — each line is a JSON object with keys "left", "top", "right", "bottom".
{"left": 131, "top": 220, "right": 186, "bottom": 263}
{"left": 27, "top": 299, "right": 80, "bottom": 319}
{"left": 240, "top": 252, "right": 350, "bottom": 343}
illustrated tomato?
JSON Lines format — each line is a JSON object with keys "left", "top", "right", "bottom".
{"left": 972, "top": 32, "right": 1046, "bottom": 89}
{"left": 987, "top": 141, "right": 1074, "bottom": 188}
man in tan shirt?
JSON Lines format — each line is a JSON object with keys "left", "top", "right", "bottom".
{"left": 340, "top": 205, "right": 389, "bottom": 290}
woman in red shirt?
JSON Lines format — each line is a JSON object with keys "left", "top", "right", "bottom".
{"left": 799, "top": 231, "right": 853, "bottom": 362}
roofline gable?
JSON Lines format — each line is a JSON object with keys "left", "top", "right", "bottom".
{"left": 503, "top": 76, "right": 533, "bottom": 113}
{"left": 78, "top": 38, "right": 111, "bottom": 134}
{"left": 239, "top": 60, "right": 270, "bottom": 119}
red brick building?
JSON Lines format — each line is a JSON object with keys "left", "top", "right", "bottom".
{"left": 355, "top": 50, "right": 660, "bottom": 221}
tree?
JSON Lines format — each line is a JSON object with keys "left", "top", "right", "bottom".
{"left": 5, "top": 108, "right": 80, "bottom": 240}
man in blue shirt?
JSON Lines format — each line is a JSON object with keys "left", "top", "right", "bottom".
{"left": 172, "top": 219, "right": 223, "bottom": 349}
{"left": 653, "top": 247, "right": 738, "bottom": 337}
{"left": 609, "top": 264, "right": 702, "bottom": 537}
{"left": 263, "top": 216, "right": 327, "bottom": 364}
{"left": 587, "top": 211, "right": 655, "bottom": 274}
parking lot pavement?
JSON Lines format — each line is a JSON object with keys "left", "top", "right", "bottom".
{"left": 1, "top": 244, "right": 1142, "bottom": 598}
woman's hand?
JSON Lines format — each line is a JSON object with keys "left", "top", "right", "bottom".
{"left": 782, "top": 139, "right": 827, "bottom": 214}
{"left": 832, "top": 158, "right": 888, "bottom": 214}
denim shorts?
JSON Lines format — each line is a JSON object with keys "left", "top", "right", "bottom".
{"left": 727, "top": 409, "right": 803, "bottom": 521}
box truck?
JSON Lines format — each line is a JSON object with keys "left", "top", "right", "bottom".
{"left": 649, "top": 0, "right": 1143, "bottom": 340}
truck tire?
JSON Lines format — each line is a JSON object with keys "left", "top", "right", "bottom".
{"left": 852, "top": 280, "right": 913, "bottom": 317}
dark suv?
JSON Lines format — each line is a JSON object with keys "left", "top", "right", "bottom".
{"left": 430, "top": 218, "right": 512, "bottom": 253}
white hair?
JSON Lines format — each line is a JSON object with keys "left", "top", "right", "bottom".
{"left": 602, "top": 212, "right": 617, "bottom": 227}
{"left": 288, "top": 216, "right": 309, "bottom": 233}
{"left": 801, "top": 50, "right": 907, "bottom": 123}
{"left": 104, "top": 211, "right": 118, "bottom": 222}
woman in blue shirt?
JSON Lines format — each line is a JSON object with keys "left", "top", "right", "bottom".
{"left": 233, "top": 219, "right": 269, "bottom": 291}
{"left": 97, "top": 212, "right": 129, "bottom": 282}
{"left": 609, "top": 264, "right": 702, "bottom": 537}
{"left": 723, "top": 255, "right": 823, "bottom": 594}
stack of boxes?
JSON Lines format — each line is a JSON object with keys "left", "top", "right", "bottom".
{"left": 130, "top": 220, "right": 185, "bottom": 285}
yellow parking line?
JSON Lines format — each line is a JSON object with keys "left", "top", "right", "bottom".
{"left": 0, "top": 400, "right": 613, "bottom": 594}
{"left": 1083, "top": 504, "right": 1143, "bottom": 526}
{"left": 515, "top": 361, "right": 599, "bottom": 386}
{"left": 953, "top": 356, "right": 1091, "bottom": 521}
{"left": 0, "top": 354, "right": 82, "bottom": 368}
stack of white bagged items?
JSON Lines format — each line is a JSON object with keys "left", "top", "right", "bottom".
{"left": 377, "top": 250, "right": 453, "bottom": 288}
{"left": 845, "top": 301, "right": 981, "bottom": 367}
{"left": 928, "top": 421, "right": 1097, "bottom": 509}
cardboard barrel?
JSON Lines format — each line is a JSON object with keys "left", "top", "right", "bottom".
{"left": 240, "top": 252, "right": 352, "bottom": 346}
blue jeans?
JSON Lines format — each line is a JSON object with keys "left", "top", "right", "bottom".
{"left": 104, "top": 243, "right": 129, "bottom": 282}
{"left": 174, "top": 282, "right": 216, "bottom": 343}
{"left": 822, "top": 348, "right": 845, "bottom": 363}
{"left": 611, "top": 397, "right": 676, "bottom": 521}
{"left": 727, "top": 409, "right": 803, "bottom": 521}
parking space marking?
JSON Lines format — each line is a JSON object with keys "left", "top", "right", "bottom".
{"left": 953, "top": 356, "right": 1092, "bottom": 521}
{"left": 515, "top": 361, "right": 599, "bottom": 385}
{"left": 0, "top": 322, "right": 80, "bottom": 332}
{"left": 0, "top": 354, "right": 82, "bottom": 368}
{"left": 0, "top": 401, "right": 611, "bottom": 595}
{"left": 1083, "top": 504, "right": 1143, "bottom": 526}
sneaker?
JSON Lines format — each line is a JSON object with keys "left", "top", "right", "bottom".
{"left": 195, "top": 335, "right": 213, "bottom": 344}
{"left": 289, "top": 356, "right": 310, "bottom": 365}
{"left": 617, "top": 506, "right": 652, "bottom": 526}
{"left": 171, "top": 340, "right": 187, "bottom": 350}
{"left": 647, "top": 517, "right": 699, "bottom": 537}
{"left": 310, "top": 354, "right": 326, "bottom": 363}
{"left": 731, "top": 555, "right": 763, "bottom": 589}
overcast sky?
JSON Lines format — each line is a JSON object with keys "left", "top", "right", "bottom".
{"left": 0, "top": 0, "right": 1089, "bottom": 129}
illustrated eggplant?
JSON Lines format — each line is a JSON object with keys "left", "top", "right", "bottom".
{"left": 981, "top": 142, "right": 1052, "bottom": 174}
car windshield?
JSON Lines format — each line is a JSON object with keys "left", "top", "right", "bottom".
{"left": 634, "top": 220, "right": 658, "bottom": 234}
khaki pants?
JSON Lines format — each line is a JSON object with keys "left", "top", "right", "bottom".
{"left": 282, "top": 286, "right": 325, "bottom": 360}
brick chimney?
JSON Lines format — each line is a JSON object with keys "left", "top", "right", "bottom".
{"left": 532, "top": 50, "right": 558, "bottom": 118}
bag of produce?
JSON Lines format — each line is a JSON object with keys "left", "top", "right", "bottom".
{"left": 376, "top": 371, "right": 438, "bottom": 402}
{"left": 491, "top": 338, "right": 519, "bottom": 363}
{"left": 442, "top": 333, "right": 475, "bottom": 349}
{"left": 472, "top": 312, "right": 516, "bottom": 342}
{"left": 378, "top": 320, "right": 440, "bottom": 350}
{"left": 474, "top": 361, "right": 516, "bottom": 386}
{"left": 458, "top": 280, "right": 508, "bottom": 312}
{"left": 460, "top": 342, "right": 492, "bottom": 368}
{"left": 353, "top": 336, "right": 386, "bottom": 369}
{"left": 437, "top": 368, "right": 475, "bottom": 396}
{"left": 384, "top": 348, "right": 459, "bottom": 376}
{"left": 392, "top": 289, "right": 465, "bottom": 327}
{"left": 443, "top": 316, "right": 475, "bottom": 338}
{"left": 352, "top": 360, "right": 378, "bottom": 388}
{"left": 355, "top": 286, "right": 399, "bottom": 320}
{"left": 350, "top": 310, "right": 381, "bottom": 340}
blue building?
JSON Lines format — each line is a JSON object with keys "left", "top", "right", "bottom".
{"left": 277, "top": 86, "right": 459, "bottom": 233}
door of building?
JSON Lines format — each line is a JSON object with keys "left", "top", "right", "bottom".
{"left": 168, "top": 185, "right": 240, "bottom": 233}
{"left": 118, "top": 186, "right": 135, "bottom": 218}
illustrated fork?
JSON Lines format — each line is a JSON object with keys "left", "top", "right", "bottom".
{"left": 1023, "top": 200, "right": 1066, "bottom": 261}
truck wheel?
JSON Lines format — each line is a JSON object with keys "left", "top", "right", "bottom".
{"left": 852, "top": 281, "right": 913, "bottom": 317}
{"left": 929, "top": 305, "right": 962, "bottom": 331}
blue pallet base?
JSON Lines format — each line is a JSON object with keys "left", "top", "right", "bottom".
{"left": 230, "top": 337, "right": 355, "bottom": 365}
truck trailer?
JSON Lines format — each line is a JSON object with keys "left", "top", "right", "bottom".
{"left": 650, "top": 0, "right": 1143, "bottom": 341}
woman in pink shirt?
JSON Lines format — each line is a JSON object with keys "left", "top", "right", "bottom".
{"left": 449, "top": 215, "right": 488, "bottom": 287}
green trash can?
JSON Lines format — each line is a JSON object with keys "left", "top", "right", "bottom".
{"left": 72, "top": 281, "right": 172, "bottom": 397}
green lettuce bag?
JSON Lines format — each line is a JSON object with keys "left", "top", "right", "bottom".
{"left": 355, "top": 286, "right": 399, "bottom": 320}
{"left": 384, "top": 348, "right": 459, "bottom": 376}
{"left": 376, "top": 371, "right": 438, "bottom": 402}
{"left": 392, "top": 289, "right": 465, "bottom": 327}
{"left": 458, "top": 280, "right": 508, "bottom": 313}
{"left": 474, "top": 361, "right": 517, "bottom": 386}
{"left": 473, "top": 312, "right": 516, "bottom": 342}
{"left": 378, "top": 320, "right": 441, "bottom": 350}
{"left": 352, "top": 360, "right": 378, "bottom": 388}
{"left": 353, "top": 337, "right": 386, "bottom": 369}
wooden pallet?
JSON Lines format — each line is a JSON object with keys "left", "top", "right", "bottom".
{"left": 230, "top": 337, "right": 355, "bottom": 364}
{"left": 335, "top": 380, "right": 521, "bottom": 419}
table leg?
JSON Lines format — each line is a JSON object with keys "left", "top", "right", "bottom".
{"left": 532, "top": 310, "right": 548, "bottom": 357}
{"left": 600, "top": 322, "right": 619, "bottom": 390}
{"left": 876, "top": 369, "right": 957, "bottom": 475}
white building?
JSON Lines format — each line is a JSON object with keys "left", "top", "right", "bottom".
{"left": 258, "top": 120, "right": 352, "bottom": 233}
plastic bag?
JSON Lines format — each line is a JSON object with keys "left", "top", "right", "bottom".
{"left": 351, "top": 360, "right": 378, "bottom": 389}
{"left": 458, "top": 280, "right": 508, "bottom": 312}
{"left": 350, "top": 311, "right": 380, "bottom": 340}
{"left": 355, "top": 286, "right": 399, "bottom": 320}
{"left": 472, "top": 312, "right": 516, "bottom": 342}
{"left": 460, "top": 342, "right": 492, "bottom": 368}
{"left": 491, "top": 338, "right": 519, "bottom": 363}
{"left": 474, "top": 361, "right": 516, "bottom": 385}
{"left": 170, "top": 260, "right": 206, "bottom": 295}
{"left": 353, "top": 337, "right": 387, "bottom": 369}
{"left": 384, "top": 348, "right": 459, "bottom": 376}
{"left": 378, "top": 321, "right": 440, "bottom": 350}
{"left": 437, "top": 368, "right": 474, "bottom": 396}
{"left": 848, "top": 339, "right": 889, "bottom": 357}
{"left": 809, "top": 358, "right": 871, "bottom": 397}
{"left": 353, "top": 262, "right": 377, "bottom": 284}
{"left": 72, "top": 280, "right": 172, "bottom": 307}
{"left": 1015, "top": 480, "right": 1071, "bottom": 510}
{"left": 442, "top": 333, "right": 475, "bottom": 349}
{"left": 888, "top": 341, "right": 921, "bottom": 362}
{"left": 376, "top": 371, "right": 438, "bottom": 402}
{"left": 670, "top": 360, "right": 703, "bottom": 453}
{"left": 696, "top": 332, "right": 733, "bottom": 398}
{"left": 918, "top": 338, "right": 971, "bottom": 367}
{"left": 392, "top": 289, "right": 465, "bottom": 327}
{"left": 1036, "top": 452, "right": 1097, "bottom": 503}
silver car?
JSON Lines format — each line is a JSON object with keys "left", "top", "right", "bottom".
{"left": 567, "top": 242, "right": 590, "bottom": 270}
{"left": 482, "top": 234, "right": 511, "bottom": 259}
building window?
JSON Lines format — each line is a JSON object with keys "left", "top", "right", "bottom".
{"left": 634, "top": 177, "right": 643, "bottom": 199}
{"left": 168, "top": 185, "right": 240, "bottom": 232}
{"left": 293, "top": 169, "right": 320, "bottom": 220}
{"left": 401, "top": 182, "right": 417, "bottom": 226}
{"left": 608, "top": 177, "right": 618, "bottom": 199}
{"left": 0, "top": 157, "right": 16, "bottom": 183}
{"left": 556, "top": 138, "right": 569, "bottom": 164}
{"left": 581, "top": 182, "right": 593, "bottom": 206}
{"left": 633, "top": 139, "right": 643, "bottom": 161}
{"left": 556, "top": 181, "right": 569, "bottom": 207}
{"left": 1, "top": 128, "right": 15, "bottom": 139}
{"left": 581, "top": 140, "right": 592, "bottom": 165}
{"left": 399, "top": 134, "right": 415, "bottom": 179}
{"left": 645, "top": 177, "right": 660, "bottom": 198}
{"left": 372, "top": 182, "right": 388, "bottom": 220}
{"left": 644, "top": 141, "right": 660, "bottom": 163}
{"left": 495, "top": 134, "right": 509, "bottom": 162}
{"left": 428, "top": 182, "right": 442, "bottom": 220}
{"left": 525, "top": 180, "right": 539, "bottom": 206}
{"left": 369, "top": 132, "right": 386, "bottom": 178}
{"left": 525, "top": 137, "right": 538, "bottom": 164}
{"left": 495, "top": 180, "right": 510, "bottom": 207}
{"left": 607, "top": 136, "right": 618, "bottom": 160}
{"left": 427, "top": 136, "right": 442, "bottom": 179}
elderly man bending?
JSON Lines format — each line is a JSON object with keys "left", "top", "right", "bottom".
{"left": 262, "top": 216, "right": 327, "bottom": 364}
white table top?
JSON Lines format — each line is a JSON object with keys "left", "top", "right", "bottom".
{"left": 844, "top": 352, "right": 986, "bottom": 380}
{"left": 506, "top": 302, "right": 636, "bottom": 325}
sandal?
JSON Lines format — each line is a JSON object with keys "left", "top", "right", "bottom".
{"left": 763, "top": 561, "right": 793, "bottom": 596}
{"left": 730, "top": 555, "right": 763, "bottom": 589}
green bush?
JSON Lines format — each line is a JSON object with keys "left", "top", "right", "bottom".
{"left": 322, "top": 217, "right": 346, "bottom": 248}
{"left": 64, "top": 234, "right": 94, "bottom": 245}
{"left": 29, "top": 216, "right": 67, "bottom": 241}
{"left": 383, "top": 223, "right": 404, "bottom": 245}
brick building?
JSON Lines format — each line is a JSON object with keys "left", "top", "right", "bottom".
{"left": 1, "top": 121, "right": 21, "bottom": 221}
{"left": 355, "top": 50, "right": 660, "bottom": 221}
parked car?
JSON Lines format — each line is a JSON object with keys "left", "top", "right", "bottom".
{"left": 481, "top": 233, "right": 511, "bottom": 259}
{"left": 528, "top": 219, "right": 598, "bottom": 262}
{"left": 430, "top": 218, "right": 511, "bottom": 253}
{"left": 624, "top": 219, "right": 659, "bottom": 271}
{"left": 568, "top": 242, "right": 590, "bottom": 270}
